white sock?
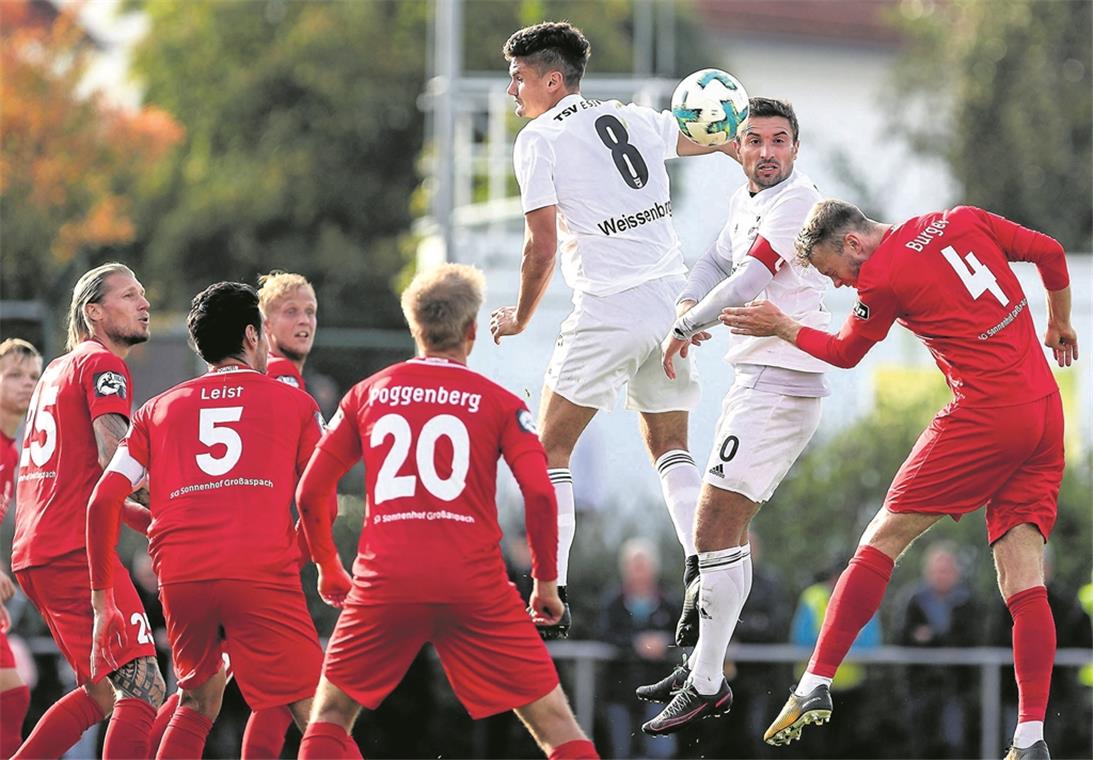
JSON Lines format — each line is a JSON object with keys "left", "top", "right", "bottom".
{"left": 1013, "top": 721, "right": 1044, "bottom": 749}
{"left": 655, "top": 450, "right": 699, "bottom": 556}
{"left": 690, "top": 545, "right": 750, "bottom": 695}
{"left": 740, "top": 542, "right": 753, "bottom": 597}
{"left": 548, "top": 468, "right": 575, "bottom": 586}
{"left": 795, "top": 672, "right": 833, "bottom": 697}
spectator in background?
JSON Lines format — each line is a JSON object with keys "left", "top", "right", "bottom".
{"left": 599, "top": 538, "right": 677, "bottom": 759}
{"left": 789, "top": 558, "right": 880, "bottom": 758}
{"left": 894, "top": 541, "right": 980, "bottom": 758}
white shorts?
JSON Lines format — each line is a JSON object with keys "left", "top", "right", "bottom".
{"left": 545, "top": 276, "right": 700, "bottom": 413}
{"left": 703, "top": 382, "right": 821, "bottom": 502}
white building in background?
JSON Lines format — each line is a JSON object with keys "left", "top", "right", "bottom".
{"left": 423, "top": 0, "right": 1091, "bottom": 513}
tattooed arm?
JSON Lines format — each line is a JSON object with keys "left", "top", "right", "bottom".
{"left": 93, "top": 414, "right": 150, "bottom": 506}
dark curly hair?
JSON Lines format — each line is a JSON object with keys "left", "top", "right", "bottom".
{"left": 503, "top": 21, "right": 590, "bottom": 88}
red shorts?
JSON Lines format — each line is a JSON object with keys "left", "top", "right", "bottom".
{"left": 0, "top": 632, "right": 14, "bottom": 669}
{"left": 15, "top": 551, "right": 156, "bottom": 684}
{"left": 160, "top": 579, "right": 322, "bottom": 711}
{"left": 885, "top": 392, "right": 1064, "bottom": 544}
{"left": 323, "top": 582, "right": 558, "bottom": 719}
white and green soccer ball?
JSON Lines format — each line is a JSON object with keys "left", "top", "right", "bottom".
{"left": 671, "top": 69, "right": 750, "bottom": 147}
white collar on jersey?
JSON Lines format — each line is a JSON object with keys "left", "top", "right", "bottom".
{"left": 542, "top": 93, "right": 585, "bottom": 119}
{"left": 408, "top": 356, "right": 470, "bottom": 369}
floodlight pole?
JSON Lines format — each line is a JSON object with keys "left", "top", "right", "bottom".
{"left": 431, "top": 0, "right": 462, "bottom": 263}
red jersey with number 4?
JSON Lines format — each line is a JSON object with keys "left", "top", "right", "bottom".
{"left": 846, "top": 206, "right": 1063, "bottom": 407}
{"left": 317, "top": 357, "right": 547, "bottom": 603}
{"left": 117, "top": 366, "right": 324, "bottom": 585}
{"left": 12, "top": 340, "right": 132, "bottom": 571}
{"left": 267, "top": 353, "right": 306, "bottom": 392}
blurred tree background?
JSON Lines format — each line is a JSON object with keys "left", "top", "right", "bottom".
{"left": 889, "top": 0, "right": 1092, "bottom": 250}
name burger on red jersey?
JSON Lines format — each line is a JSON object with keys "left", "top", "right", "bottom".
{"left": 317, "top": 356, "right": 553, "bottom": 604}
{"left": 847, "top": 206, "right": 1062, "bottom": 407}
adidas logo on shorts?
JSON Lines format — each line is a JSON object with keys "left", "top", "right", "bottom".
{"left": 709, "top": 463, "right": 724, "bottom": 478}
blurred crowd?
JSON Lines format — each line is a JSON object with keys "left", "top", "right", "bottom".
{"left": 1, "top": 529, "right": 1089, "bottom": 759}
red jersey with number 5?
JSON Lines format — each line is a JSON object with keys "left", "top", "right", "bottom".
{"left": 844, "top": 206, "right": 1063, "bottom": 407}
{"left": 115, "top": 366, "right": 324, "bottom": 585}
{"left": 13, "top": 340, "right": 132, "bottom": 571}
{"left": 317, "top": 357, "right": 547, "bottom": 603}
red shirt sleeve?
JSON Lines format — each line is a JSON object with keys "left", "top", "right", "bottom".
{"left": 499, "top": 402, "right": 557, "bottom": 581}
{"left": 746, "top": 235, "right": 783, "bottom": 276}
{"left": 315, "top": 392, "right": 363, "bottom": 469}
{"left": 83, "top": 351, "right": 132, "bottom": 422}
{"left": 795, "top": 324, "right": 877, "bottom": 369}
{"left": 793, "top": 264, "right": 892, "bottom": 368}
{"left": 86, "top": 471, "right": 134, "bottom": 589}
{"left": 975, "top": 207, "right": 1070, "bottom": 291}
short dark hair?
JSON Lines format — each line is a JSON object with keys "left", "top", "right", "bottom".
{"left": 503, "top": 21, "right": 590, "bottom": 88}
{"left": 741, "top": 97, "right": 800, "bottom": 143}
{"left": 187, "top": 282, "right": 261, "bottom": 364}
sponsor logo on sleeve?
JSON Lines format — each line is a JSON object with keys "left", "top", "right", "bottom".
{"left": 517, "top": 408, "right": 538, "bottom": 435}
{"left": 315, "top": 411, "right": 327, "bottom": 429}
{"left": 328, "top": 408, "right": 345, "bottom": 430}
{"left": 276, "top": 375, "right": 301, "bottom": 388}
{"left": 94, "top": 371, "right": 128, "bottom": 399}
{"left": 853, "top": 301, "right": 870, "bottom": 320}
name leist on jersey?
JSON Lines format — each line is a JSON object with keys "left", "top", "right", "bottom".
{"left": 552, "top": 98, "right": 605, "bottom": 121}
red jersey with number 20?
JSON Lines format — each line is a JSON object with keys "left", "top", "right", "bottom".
{"left": 113, "top": 366, "right": 324, "bottom": 585}
{"left": 844, "top": 206, "right": 1064, "bottom": 407}
{"left": 12, "top": 340, "right": 132, "bottom": 571}
{"left": 317, "top": 357, "right": 548, "bottom": 603}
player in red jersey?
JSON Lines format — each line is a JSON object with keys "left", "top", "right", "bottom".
{"left": 87, "top": 281, "right": 335, "bottom": 759}
{"left": 295, "top": 264, "right": 598, "bottom": 759}
{"left": 720, "top": 201, "right": 1077, "bottom": 760}
{"left": 0, "top": 339, "right": 41, "bottom": 757}
{"left": 259, "top": 270, "right": 317, "bottom": 391}
{"left": 11, "top": 263, "right": 166, "bottom": 760}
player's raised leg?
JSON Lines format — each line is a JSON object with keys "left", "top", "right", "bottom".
{"left": 535, "top": 388, "right": 597, "bottom": 640}
{"left": 638, "top": 410, "right": 702, "bottom": 643}
{"left": 764, "top": 508, "right": 939, "bottom": 746}
{"left": 300, "top": 677, "right": 362, "bottom": 760}
{"left": 994, "top": 524, "right": 1054, "bottom": 760}
{"left": 514, "top": 685, "right": 598, "bottom": 759}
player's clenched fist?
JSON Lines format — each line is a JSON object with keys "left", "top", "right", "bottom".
{"left": 490, "top": 306, "right": 524, "bottom": 343}
{"left": 317, "top": 561, "right": 353, "bottom": 609}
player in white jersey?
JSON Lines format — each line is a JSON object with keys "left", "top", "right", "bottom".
{"left": 490, "top": 21, "right": 737, "bottom": 640}
{"left": 637, "top": 98, "right": 830, "bottom": 735}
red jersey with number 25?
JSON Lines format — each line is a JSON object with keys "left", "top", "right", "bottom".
{"left": 317, "top": 357, "right": 546, "bottom": 604}
{"left": 115, "top": 366, "right": 324, "bottom": 585}
{"left": 845, "top": 206, "right": 1063, "bottom": 408}
{"left": 12, "top": 340, "right": 132, "bottom": 571}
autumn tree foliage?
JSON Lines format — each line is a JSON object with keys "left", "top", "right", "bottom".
{"left": 0, "top": 0, "right": 182, "bottom": 301}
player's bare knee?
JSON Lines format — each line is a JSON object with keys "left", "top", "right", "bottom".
{"left": 992, "top": 525, "right": 1045, "bottom": 598}
{"left": 108, "top": 656, "right": 166, "bottom": 708}
{"left": 288, "top": 698, "right": 313, "bottom": 731}
{"left": 310, "top": 679, "right": 360, "bottom": 730}
{"left": 84, "top": 679, "right": 117, "bottom": 716}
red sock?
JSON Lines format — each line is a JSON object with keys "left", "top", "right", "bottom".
{"left": 148, "top": 692, "right": 180, "bottom": 757}
{"left": 102, "top": 697, "right": 156, "bottom": 759}
{"left": 157, "top": 706, "right": 213, "bottom": 760}
{"left": 1008, "top": 585, "right": 1055, "bottom": 722}
{"left": 242, "top": 706, "right": 294, "bottom": 758}
{"left": 1, "top": 685, "right": 30, "bottom": 758}
{"left": 11, "top": 687, "right": 106, "bottom": 760}
{"left": 548, "top": 739, "right": 599, "bottom": 759}
{"left": 300, "top": 721, "right": 358, "bottom": 759}
{"left": 807, "top": 544, "right": 894, "bottom": 678}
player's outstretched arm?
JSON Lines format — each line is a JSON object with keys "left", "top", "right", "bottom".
{"left": 1045, "top": 286, "right": 1079, "bottom": 367}
{"left": 491, "top": 205, "right": 557, "bottom": 343}
{"left": 675, "top": 133, "right": 741, "bottom": 163}
{"left": 721, "top": 301, "right": 877, "bottom": 369}
{"left": 296, "top": 448, "right": 353, "bottom": 607}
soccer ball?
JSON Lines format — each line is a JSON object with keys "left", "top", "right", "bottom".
{"left": 671, "top": 69, "right": 750, "bottom": 147}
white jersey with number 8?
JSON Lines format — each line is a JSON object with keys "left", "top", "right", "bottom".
{"left": 513, "top": 93, "right": 687, "bottom": 297}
